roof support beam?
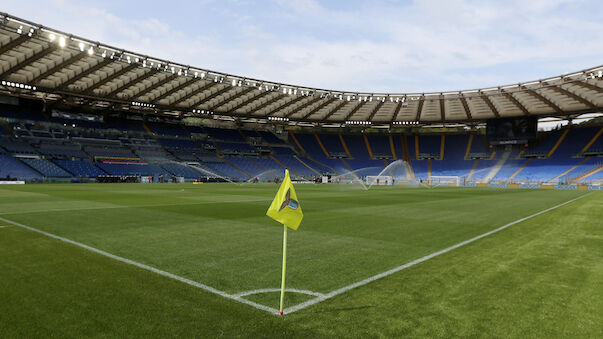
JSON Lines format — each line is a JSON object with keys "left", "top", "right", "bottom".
{"left": 459, "top": 94, "right": 472, "bottom": 120}
{"left": 151, "top": 77, "right": 196, "bottom": 104}
{"left": 480, "top": 93, "right": 500, "bottom": 118}
{"left": 285, "top": 97, "right": 322, "bottom": 118}
{"left": 172, "top": 81, "right": 218, "bottom": 105}
{"left": 0, "top": 35, "right": 29, "bottom": 55}
{"left": 225, "top": 89, "right": 267, "bottom": 114}
{"left": 439, "top": 96, "right": 446, "bottom": 122}
{"left": 105, "top": 69, "right": 156, "bottom": 98}
{"left": 367, "top": 100, "right": 385, "bottom": 122}
{"left": 209, "top": 86, "right": 255, "bottom": 111}
{"left": 265, "top": 95, "right": 305, "bottom": 117}
{"left": 572, "top": 80, "right": 603, "bottom": 93}
{"left": 342, "top": 100, "right": 369, "bottom": 122}
{"left": 58, "top": 58, "right": 114, "bottom": 91}
{"left": 83, "top": 63, "right": 138, "bottom": 95}
{"left": 389, "top": 100, "right": 404, "bottom": 123}
{"left": 189, "top": 85, "right": 233, "bottom": 109}
{"left": 414, "top": 96, "right": 425, "bottom": 121}
{"left": 0, "top": 44, "right": 57, "bottom": 79}
{"left": 545, "top": 83, "right": 596, "bottom": 109}
{"left": 500, "top": 90, "right": 529, "bottom": 115}
{"left": 130, "top": 73, "right": 178, "bottom": 100}
{"left": 30, "top": 52, "right": 88, "bottom": 84}
{"left": 522, "top": 87, "right": 563, "bottom": 114}
{"left": 301, "top": 98, "right": 335, "bottom": 120}
{"left": 246, "top": 92, "right": 282, "bottom": 115}
{"left": 320, "top": 100, "right": 348, "bottom": 122}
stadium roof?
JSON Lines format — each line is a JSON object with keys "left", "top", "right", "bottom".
{"left": 0, "top": 12, "right": 602, "bottom": 127}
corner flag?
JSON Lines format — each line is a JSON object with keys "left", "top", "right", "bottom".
{"left": 266, "top": 169, "right": 303, "bottom": 316}
{"left": 266, "top": 169, "right": 303, "bottom": 230}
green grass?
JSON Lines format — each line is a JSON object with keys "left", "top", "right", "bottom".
{"left": 0, "top": 183, "right": 601, "bottom": 337}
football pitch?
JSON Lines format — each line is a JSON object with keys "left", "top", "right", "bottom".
{"left": 1, "top": 183, "right": 601, "bottom": 337}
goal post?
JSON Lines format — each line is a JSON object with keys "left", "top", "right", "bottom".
{"left": 430, "top": 175, "right": 460, "bottom": 186}
{"left": 366, "top": 175, "right": 393, "bottom": 185}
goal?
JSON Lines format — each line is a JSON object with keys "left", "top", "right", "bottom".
{"left": 430, "top": 176, "right": 460, "bottom": 186}
{"left": 366, "top": 175, "right": 393, "bottom": 185}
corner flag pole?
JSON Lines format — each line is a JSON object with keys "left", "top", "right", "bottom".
{"left": 279, "top": 223, "right": 288, "bottom": 316}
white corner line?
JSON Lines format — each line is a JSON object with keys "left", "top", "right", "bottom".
{"left": 0, "top": 192, "right": 593, "bottom": 317}
{"left": 0, "top": 216, "right": 280, "bottom": 316}
{"left": 233, "top": 288, "right": 324, "bottom": 298}
{"left": 283, "top": 192, "right": 594, "bottom": 315}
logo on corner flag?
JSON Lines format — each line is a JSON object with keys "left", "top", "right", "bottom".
{"left": 266, "top": 169, "right": 303, "bottom": 230}
{"left": 279, "top": 188, "right": 299, "bottom": 211}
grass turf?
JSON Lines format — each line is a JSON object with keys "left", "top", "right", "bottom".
{"left": 0, "top": 183, "right": 601, "bottom": 337}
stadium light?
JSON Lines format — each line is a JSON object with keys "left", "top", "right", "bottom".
{"left": 48, "top": 33, "right": 56, "bottom": 42}
{"left": 1, "top": 81, "right": 37, "bottom": 91}
{"left": 268, "top": 116, "right": 289, "bottom": 122}
{"left": 58, "top": 36, "right": 66, "bottom": 48}
{"left": 16, "top": 25, "right": 22, "bottom": 34}
{"left": 131, "top": 101, "right": 156, "bottom": 108}
{"left": 87, "top": 46, "right": 94, "bottom": 56}
{"left": 78, "top": 42, "right": 85, "bottom": 52}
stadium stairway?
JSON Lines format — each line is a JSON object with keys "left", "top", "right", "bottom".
{"left": 292, "top": 156, "right": 322, "bottom": 175}
{"left": 338, "top": 134, "right": 352, "bottom": 157}
{"left": 363, "top": 135, "right": 375, "bottom": 159}
{"left": 466, "top": 159, "right": 480, "bottom": 181}
{"left": 572, "top": 162, "right": 603, "bottom": 183}
{"left": 218, "top": 155, "right": 251, "bottom": 179}
{"left": 269, "top": 155, "right": 299, "bottom": 176}
{"left": 580, "top": 127, "right": 603, "bottom": 155}
{"left": 0, "top": 155, "right": 42, "bottom": 179}
{"left": 548, "top": 156, "right": 592, "bottom": 182}
{"left": 508, "top": 158, "right": 533, "bottom": 181}
{"left": 482, "top": 151, "right": 511, "bottom": 183}
{"left": 547, "top": 129, "right": 570, "bottom": 157}
{"left": 19, "top": 158, "right": 72, "bottom": 177}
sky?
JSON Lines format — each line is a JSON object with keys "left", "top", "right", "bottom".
{"left": 3, "top": 0, "right": 602, "bottom": 93}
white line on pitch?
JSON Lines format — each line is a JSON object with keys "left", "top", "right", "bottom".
{"left": 283, "top": 192, "right": 594, "bottom": 315}
{"left": 0, "top": 225, "right": 11, "bottom": 229}
{"left": 0, "top": 216, "right": 280, "bottom": 316}
{"left": 233, "top": 288, "right": 324, "bottom": 298}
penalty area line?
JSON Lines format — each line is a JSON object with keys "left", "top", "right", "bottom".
{"left": 283, "top": 192, "right": 594, "bottom": 315}
{"left": 0, "top": 216, "right": 280, "bottom": 316}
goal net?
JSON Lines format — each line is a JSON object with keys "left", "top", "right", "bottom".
{"left": 430, "top": 176, "right": 460, "bottom": 186}
{"left": 366, "top": 175, "right": 393, "bottom": 185}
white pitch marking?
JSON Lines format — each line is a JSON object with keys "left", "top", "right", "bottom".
{"left": 0, "top": 216, "right": 280, "bottom": 315}
{"left": 0, "top": 192, "right": 593, "bottom": 317}
{"left": 233, "top": 288, "right": 324, "bottom": 298}
{"left": 0, "top": 225, "right": 10, "bottom": 229}
{"left": 283, "top": 192, "right": 594, "bottom": 315}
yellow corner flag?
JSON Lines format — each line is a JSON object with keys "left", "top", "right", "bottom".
{"left": 266, "top": 169, "right": 303, "bottom": 316}
{"left": 266, "top": 169, "right": 303, "bottom": 230}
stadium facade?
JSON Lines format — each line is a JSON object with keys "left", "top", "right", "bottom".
{"left": 0, "top": 13, "right": 601, "bottom": 187}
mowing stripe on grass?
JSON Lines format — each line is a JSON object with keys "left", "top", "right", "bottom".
{"left": 0, "top": 215, "right": 280, "bottom": 316}
{"left": 0, "top": 192, "right": 593, "bottom": 317}
{"left": 283, "top": 192, "right": 594, "bottom": 315}
{"left": 0, "top": 198, "right": 271, "bottom": 215}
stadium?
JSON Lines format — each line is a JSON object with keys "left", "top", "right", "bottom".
{"left": 0, "top": 6, "right": 602, "bottom": 338}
